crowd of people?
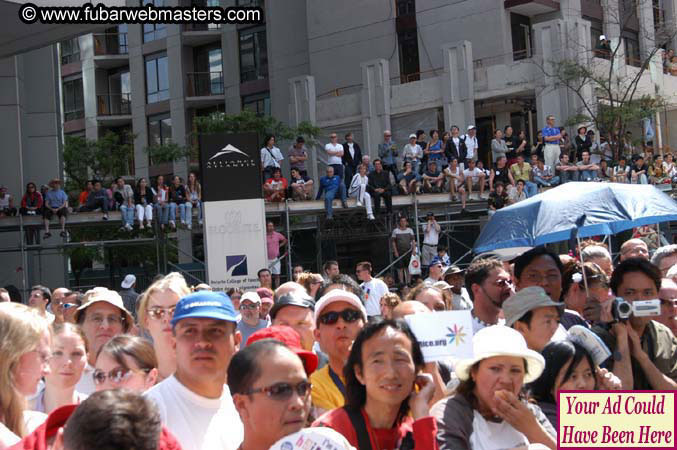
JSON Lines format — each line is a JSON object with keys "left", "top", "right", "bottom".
{"left": 260, "top": 116, "right": 677, "bottom": 219}
{"left": 2, "top": 231, "right": 677, "bottom": 449}
{"left": 0, "top": 173, "right": 204, "bottom": 239}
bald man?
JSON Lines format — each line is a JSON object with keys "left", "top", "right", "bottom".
{"left": 620, "top": 238, "right": 649, "bottom": 262}
{"left": 392, "top": 300, "right": 431, "bottom": 319}
{"left": 658, "top": 278, "right": 677, "bottom": 336}
{"left": 274, "top": 281, "right": 307, "bottom": 301}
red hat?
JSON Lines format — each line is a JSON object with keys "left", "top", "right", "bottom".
{"left": 256, "top": 287, "right": 274, "bottom": 304}
{"left": 246, "top": 325, "right": 319, "bottom": 374}
{"left": 10, "top": 404, "right": 77, "bottom": 450}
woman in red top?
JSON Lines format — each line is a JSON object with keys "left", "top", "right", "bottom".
{"left": 313, "top": 319, "right": 438, "bottom": 450}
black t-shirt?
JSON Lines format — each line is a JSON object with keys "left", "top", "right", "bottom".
{"left": 505, "top": 135, "right": 519, "bottom": 159}
{"left": 493, "top": 166, "right": 510, "bottom": 185}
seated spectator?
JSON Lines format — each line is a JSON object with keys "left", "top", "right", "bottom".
{"left": 597, "top": 159, "right": 612, "bottom": 181}
{"left": 669, "top": 55, "right": 677, "bottom": 76}
{"left": 114, "top": 177, "right": 135, "bottom": 231}
{"left": 313, "top": 319, "right": 438, "bottom": 449}
{"left": 43, "top": 178, "right": 68, "bottom": 239}
{"left": 463, "top": 159, "right": 485, "bottom": 199}
{"left": 361, "top": 155, "right": 374, "bottom": 173}
{"left": 77, "top": 180, "right": 93, "bottom": 208}
{"left": 317, "top": 166, "right": 347, "bottom": 220}
{"left": 508, "top": 179, "right": 527, "bottom": 204}
{"left": 489, "top": 156, "right": 515, "bottom": 191}
{"left": 510, "top": 154, "right": 538, "bottom": 197}
{"left": 432, "top": 325, "right": 556, "bottom": 449}
{"left": 612, "top": 156, "right": 630, "bottom": 183}
{"left": 555, "top": 153, "right": 579, "bottom": 183}
{"left": 444, "top": 158, "right": 467, "bottom": 210}
{"left": 186, "top": 171, "right": 203, "bottom": 227}
{"left": 134, "top": 177, "right": 154, "bottom": 230}
{"left": 403, "top": 133, "right": 424, "bottom": 174}
{"left": 532, "top": 158, "right": 560, "bottom": 188}
{"left": 0, "top": 186, "right": 17, "bottom": 217}
{"left": 663, "top": 153, "right": 676, "bottom": 181}
{"left": 398, "top": 160, "right": 421, "bottom": 195}
{"left": 94, "top": 334, "right": 158, "bottom": 392}
{"left": 168, "top": 175, "right": 191, "bottom": 230}
{"left": 630, "top": 155, "right": 649, "bottom": 184}
{"left": 289, "top": 167, "right": 313, "bottom": 201}
{"left": 529, "top": 340, "right": 622, "bottom": 427}
{"left": 422, "top": 161, "right": 443, "bottom": 193}
{"left": 576, "top": 151, "right": 599, "bottom": 181}
{"left": 264, "top": 168, "right": 288, "bottom": 203}
{"left": 650, "top": 154, "right": 670, "bottom": 184}
{"left": 20, "top": 182, "right": 42, "bottom": 216}
{"left": 154, "top": 175, "right": 170, "bottom": 231}
{"left": 503, "top": 286, "right": 563, "bottom": 351}
{"left": 79, "top": 180, "right": 109, "bottom": 221}
{"left": 348, "top": 164, "right": 375, "bottom": 220}
{"left": 367, "top": 159, "right": 392, "bottom": 215}
{"left": 664, "top": 49, "right": 675, "bottom": 73}
{"left": 488, "top": 181, "right": 508, "bottom": 216}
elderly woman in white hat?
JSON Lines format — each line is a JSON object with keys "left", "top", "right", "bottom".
{"left": 74, "top": 287, "right": 134, "bottom": 394}
{"left": 431, "top": 325, "right": 556, "bottom": 450}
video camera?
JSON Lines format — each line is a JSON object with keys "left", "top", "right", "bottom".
{"left": 611, "top": 298, "right": 661, "bottom": 321}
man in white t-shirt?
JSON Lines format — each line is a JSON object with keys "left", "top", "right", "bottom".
{"left": 463, "top": 125, "right": 479, "bottom": 162}
{"left": 325, "top": 132, "right": 345, "bottom": 180}
{"left": 145, "top": 291, "right": 244, "bottom": 450}
{"left": 356, "top": 261, "right": 390, "bottom": 318}
{"left": 462, "top": 158, "right": 486, "bottom": 199}
{"left": 423, "top": 257, "right": 445, "bottom": 286}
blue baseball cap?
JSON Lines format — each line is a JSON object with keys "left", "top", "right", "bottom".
{"left": 170, "top": 291, "right": 238, "bottom": 328}
{"left": 430, "top": 256, "right": 443, "bottom": 266}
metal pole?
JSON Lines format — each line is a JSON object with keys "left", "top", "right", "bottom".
{"left": 14, "top": 56, "right": 28, "bottom": 296}
{"left": 285, "top": 200, "right": 292, "bottom": 280}
{"left": 656, "top": 111, "right": 663, "bottom": 155}
{"left": 413, "top": 194, "right": 420, "bottom": 247}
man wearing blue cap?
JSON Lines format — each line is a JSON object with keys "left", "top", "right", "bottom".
{"left": 423, "top": 257, "right": 445, "bottom": 286}
{"left": 145, "top": 291, "right": 244, "bottom": 450}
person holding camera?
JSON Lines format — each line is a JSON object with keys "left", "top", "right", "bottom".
{"left": 591, "top": 258, "right": 677, "bottom": 390}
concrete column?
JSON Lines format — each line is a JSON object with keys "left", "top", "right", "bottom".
{"left": 360, "top": 58, "right": 391, "bottom": 159}
{"left": 128, "top": 24, "right": 148, "bottom": 178}
{"left": 637, "top": 0, "right": 656, "bottom": 61}
{"left": 533, "top": 19, "right": 569, "bottom": 131}
{"left": 222, "top": 23, "right": 241, "bottom": 115}
{"left": 441, "top": 41, "right": 475, "bottom": 130}
{"left": 667, "top": 0, "right": 677, "bottom": 50}
{"left": 602, "top": 0, "right": 625, "bottom": 68}
{"left": 80, "top": 35, "right": 99, "bottom": 142}
{"left": 288, "top": 75, "right": 318, "bottom": 184}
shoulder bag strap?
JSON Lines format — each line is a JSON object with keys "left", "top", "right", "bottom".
{"left": 343, "top": 406, "right": 373, "bottom": 450}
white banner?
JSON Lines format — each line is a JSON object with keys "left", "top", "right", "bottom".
{"left": 203, "top": 199, "right": 268, "bottom": 292}
{"left": 405, "top": 310, "right": 474, "bottom": 362}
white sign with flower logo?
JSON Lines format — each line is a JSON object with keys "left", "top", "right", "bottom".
{"left": 405, "top": 310, "right": 474, "bottom": 362}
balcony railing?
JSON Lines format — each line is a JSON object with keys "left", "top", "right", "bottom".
{"left": 96, "top": 93, "right": 132, "bottom": 116}
{"left": 186, "top": 72, "right": 224, "bottom": 96}
{"left": 183, "top": 23, "right": 221, "bottom": 31}
{"left": 93, "top": 33, "right": 128, "bottom": 55}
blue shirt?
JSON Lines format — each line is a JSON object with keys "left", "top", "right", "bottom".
{"left": 542, "top": 126, "right": 560, "bottom": 143}
{"left": 316, "top": 175, "right": 341, "bottom": 199}
{"left": 44, "top": 189, "right": 67, "bottom": 208}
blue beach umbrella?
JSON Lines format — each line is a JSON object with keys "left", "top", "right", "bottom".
{"left": 474, "top": 182, "right": 677, "bottom": 254}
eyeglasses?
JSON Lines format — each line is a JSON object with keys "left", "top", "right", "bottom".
{"left": 147, "top": 307, "right": 176, "bottom": 321}
{"left": 92, "top": 367, "right": 148, "bottom": 386}
{"left": 491, "top": 278, "right": 513, "bottom": 287}
{"left": 319, "top": 309, "right": 362, "bottom": 325}
{"left": 63, "top": 303, "right": 78, "bottom": 310}
{"left": 240, "top": 303, "right": 259, "bottom": 311}
{"left": 246, "top": 381, "right": 312, "bottom": 401}
{"left": 86, "top": 314, "right": 124, "bottom": 326}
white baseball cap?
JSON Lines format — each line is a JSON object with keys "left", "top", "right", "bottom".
{"left": 409, "top": 133, "right": 417, "bottom": 139}
{"left": 314, "top": 289, "right": 367, "bottom": 323}
{"left": 121, "top": 274, "right": 136, "bottom": 289}
{"left": 599, "top": 35, "right": 606, "bottom": 40}
{"left": 467, "top": 125, "right": 476, "bottom": 130}
{"left": 240, "top": 291, "right": 262, "bottom": 305}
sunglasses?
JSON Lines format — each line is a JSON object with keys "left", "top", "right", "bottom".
{"left": 147, "top": 307, "right": 176, "bottom": 321}
{"left": 319, "top": 308, "right": 362, "bottom": 325}
{"left": 240, "top": 303, "right": 259, "bottom": 310}
{"left": 93, "top": 367, "right": 147, "bottom": 386}
{"left": 246, "top": 381, "right": 312, "bottom": 401}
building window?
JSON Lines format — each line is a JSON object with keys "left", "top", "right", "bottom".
{"left": 510, "top": 13, "right": 532, "bottom": 60}
{"left": 242, "top": 92, "right": 270, "bottom": 116}
{"left": 396, "top": 0, "right": 415, "bottom": 16}
{"left": 145, "top": 53, "right": 169, "bottom": 103}
{"left": 624, "top": 31, "right": 641, "bottom": 66}
{"left": 62, "top": 76, "right": 84, "bottom": 121}
{"left": 236, "top": 0, "right": 263, "bottom": 7}
{"left": 148, "top": 113, "right": 172, "bottom": 147}
{"left": 395, "top": 0, "right": 420, "bottom": 83}
{"left": 143, "top": 0, "right": 167, "bottom": 42}
{"left": 60, "top": 38, "right": 80, "bottom": 65}
{"left": 239, "top": 26, "right": 268, "bottom": 82}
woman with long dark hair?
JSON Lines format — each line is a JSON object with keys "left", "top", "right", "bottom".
{"left": 313, "top": 319, "right": 438, "bottom": 449}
